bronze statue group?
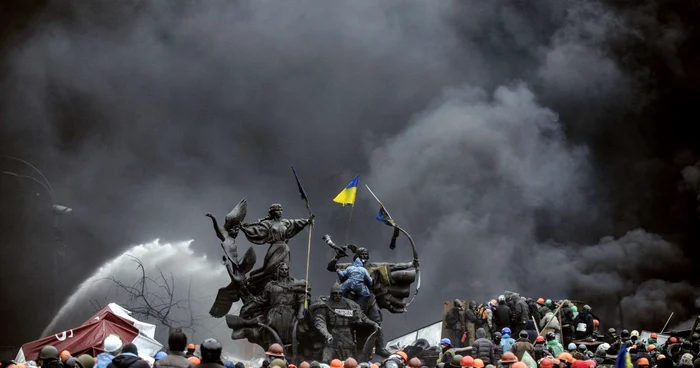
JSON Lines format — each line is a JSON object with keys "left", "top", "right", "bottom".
{"left": 204, "top": 172, "right": 420, "bottom": 365}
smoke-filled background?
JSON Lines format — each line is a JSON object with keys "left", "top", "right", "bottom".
{"left": 1, "top": 0, "right": 699, "bottom": 353}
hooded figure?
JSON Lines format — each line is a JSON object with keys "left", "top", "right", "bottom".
{"left": 446, "top": 300, "right": 466, "bottom": 348}
{"left": 511, "top": 331, "right": 535, "bottom": 361}
{"left": 337, "top": 257, "right": 373, "bottom": 302}
{"left": 494, "top": 296, "right": 512, "bottom": 334}
{"left": 472, "top": 328, "right": 496, "bottom": 365}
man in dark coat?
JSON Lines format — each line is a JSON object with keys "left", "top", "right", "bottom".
{"left": 471, "top": 328, "right": 496, "bottom": 366}
{"left": 494, "top": 296, "right": 511, "bottom": 334}
{"left": 107, "top": 343, "right": 149, "bottom": 368}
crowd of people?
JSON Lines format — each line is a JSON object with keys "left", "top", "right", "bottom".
{"left": 4, "top": 293, "right": 700, "bottom": 368}
{"left": 440, "top": 294, "right": 700, "bottom": 368}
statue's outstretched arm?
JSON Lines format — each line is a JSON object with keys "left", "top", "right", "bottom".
{"left": 206, "top": 213, "right": 225, "bottom": 242}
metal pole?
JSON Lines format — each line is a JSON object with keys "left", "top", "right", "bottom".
{"left": 660, "top": 312, "right": 674, "bottom": 334}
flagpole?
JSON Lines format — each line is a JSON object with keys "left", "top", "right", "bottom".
{"left": 365, "top": 184, "right": 393, "bottom": 218}
{"left": 304, "top": 222, "right": 312, "bottom": 308}
{"left": 345, "top": 204, "right": 354, "bottom": 244}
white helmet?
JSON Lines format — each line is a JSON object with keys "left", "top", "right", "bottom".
{"left": 498, "top": 295, "right": 505, "bottom": 302}
{"left": 104, "top": 334, "right": 123, "bottom": 353}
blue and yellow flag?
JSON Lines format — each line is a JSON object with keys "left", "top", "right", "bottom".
{"left": 615, "top": 345, "right": 632, "bottom": 368}
{"left": 333, "top": 174, "right": 359, "bottom": 206}
{"left": 376, "top": 203, "right": 400, "bottom": 250}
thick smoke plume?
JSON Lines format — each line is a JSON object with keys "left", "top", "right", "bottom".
{"left": 1, "top": 0, "right": 699, "bottom": 349}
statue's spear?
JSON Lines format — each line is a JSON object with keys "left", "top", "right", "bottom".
{"left": 291, "top": 165, "right": 314, "bottom": 308}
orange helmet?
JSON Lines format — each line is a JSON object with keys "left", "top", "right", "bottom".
{"left": 512, "top": 363, "right": 527, "bottom": 368}
{"left": 370, "top": 365, "right": 379, "bottom": 368}
{"left": 397, "top": 351, "right": 408, "bottom": 363}
{"left": 60, "top": 351, "right": 71, "bottom": 362}
{"left": 540, "top": 358, "right": 554, "bottom": 368}
{"left": 647, "top": 345, "right": 656, "bottom": 352}
{"left": 187, "top": 344, "right": 196, "bottom": 350}
{"left": 651, "top": 333, "right": 658, "bottom": 339}
{"left": 187, "top": 357, "right": 201, "bottom": 365}
{"left": 537, "top": 298, "right": 545, "bottom": 305}
{"left": 657, "top": 355, "right": 666, "bottom": 360}
{"left": 473, "top": 359, "right": 484, "bottom": 368}
{"left": 344, "top": 358, "right": 358, "bottom": 368}
{"left": 460, "top": 356, "right": 475, "bottom": 367}
{"left": 330, "top": 360, "right": 343, "bottom": 368}
{"left": 593, "top": 320, "right": 599, "bottom": 327}
{"left": 500, "top": 352, "right": 518, "bottom": 364}
{"left": 637, "top": 358, "right": 649, "bottom": 366}
{"left": 558, "top": 353, "right": 575, "bottom": 363}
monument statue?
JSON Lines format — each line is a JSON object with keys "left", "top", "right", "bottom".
{"left": 324, "top": 234, "right": 420, "bottom": 357}
{"left": 206, "top": 199, "right": 315, "bottom": 357}
{"left": 309, "top": 283, "right": 380, "bottom": 362}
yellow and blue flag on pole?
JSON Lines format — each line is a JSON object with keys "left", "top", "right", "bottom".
{"left": 333, "top": 174, "right": 359, "bottom": 206}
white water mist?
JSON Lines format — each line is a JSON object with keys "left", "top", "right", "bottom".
{"left": 43, "top": 239, "right": 262, "bottom": 360}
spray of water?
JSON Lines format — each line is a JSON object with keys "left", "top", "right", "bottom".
{"left": 43, "top": 239, "right": 261, "bottom": 359}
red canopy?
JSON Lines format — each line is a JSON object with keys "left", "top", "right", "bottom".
{"left": 20, "top": 307, "right": 139, "bottom": 360}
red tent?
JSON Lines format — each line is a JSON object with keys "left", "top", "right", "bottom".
{"left": 19, "top": 307, "right": 139, "bottom": 361}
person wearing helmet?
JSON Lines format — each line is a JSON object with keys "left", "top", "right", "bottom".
{"left": 545, "top": 333, "right": 564, "bottom": 357}
{"left": 526, "top": 299, "right": 542, "bottom": 329}
{"left": 265, "top": 344, "right": 285, "bottom": 363}
{"left": 60, "top": 351, "right": 72, "bottom": 364}
{"left": 450, "top": 355, "right": 464, "bottom": 368}
{"left": 460, "top": 356, "right": 475, "bottom": 368}
{"left": 440, "top": 338, "right": 456, "bottom": 365}
{"left": 106, "top": 343, "right": 149, "bottom": 368}
{"left": 472, "top": 328, "right": 496, "bottom": 365}
{"left": 498, "top": 352, "right": 518, "bottom": 368}
{"left": 473, "top": 359, "right": 484, "bottom": 368}
{"left": 511, "top": 362, "right": 526, "bottom": 368}
{"left": 647, "top": 333, "right": 657, "bottom": 346}
{"left": 533, "top": 336, "right": 552, "bottom": 361}
{"left": 511, "top": 330, "right": 534, "bottom": 361}
{"left": 538, "top": 300, "right": 552, "bottom": 320}
{"left": 567, "top": 343, "right": 577, "bottom": 353}
{"left": 185, "top": 344, "right": 197, "bottom": 359}
{"left": 446, "top": 300, "right": 466, "bottom": 348}
{"left": 37, "top": 346, "right": 60, "bottom": 368}
{"left": 465, "top": 301, "right": 479, "bottom": 346}
{"left": 495, "top": 296, "right": 512, "bottom": 335}
{"left": 630, "top": 330, "right": 640, "bottom": 345}
{"left": 493, "top": 332, "right": 504, "bottom": 362}
{"left": 558, "top": 301, "right": 575, "bottom": 346}
{"left": 198, "top": 339, "right": 224, "bottom": 368}
{"left": 573, "top": 305, "right": 594, "bottom": 340}
{"left": 155, "top": 330, "right": 195, "bottom": 368}
{"left": 408, "top": 358, "right": 422, "bottom": 368}
{"left": 96, "top": 334, "right": 123, "bottom": 368}
{"left": 570, "top": 344, "right": 585, "bottom": 360}
{"left": 500, "top": 329, "right": 516, "bottom": 354}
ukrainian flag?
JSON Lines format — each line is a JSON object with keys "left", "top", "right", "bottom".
{"left": 333, "top": 174, "right": 359, "bottom": 206}
{"left": 376, "top": 203, "right": 400, "bottom": 250}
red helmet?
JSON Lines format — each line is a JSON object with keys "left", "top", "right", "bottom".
{"left": 460, "top": 356, "right": 475, "bottom": 367}
{"left": 670, "top": 337, "right": 678, "bottom": 344}
{"left": 536, "top": 336, "right": 546, "bottom": 343}
{"left": 651, "top": 333, "right": 658, "bottom": 339}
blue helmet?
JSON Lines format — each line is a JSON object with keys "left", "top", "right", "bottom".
{"left": 440, "top": 338, "right": 452, "bottom": 346}
{"left": 568, "top": 343, "right": 576, "bottom": 350}
{"left": 501, "top": 327, "right": 511, "bottom": 336}
{"left": 155, "top": 352, "right": 167, "bottom": 361}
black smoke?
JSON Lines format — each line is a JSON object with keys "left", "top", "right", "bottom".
{"left": 1, "top": 0, "right": 698, "bottom": 350}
